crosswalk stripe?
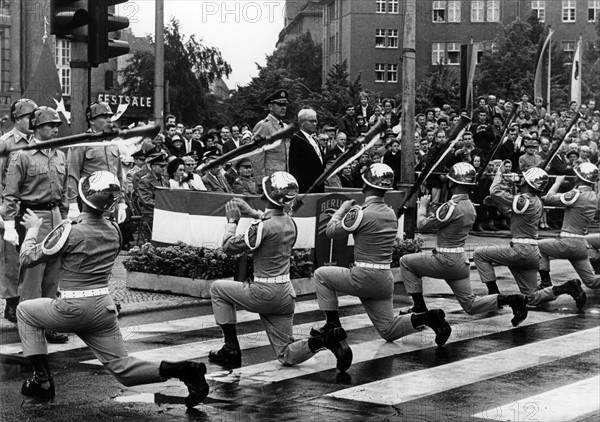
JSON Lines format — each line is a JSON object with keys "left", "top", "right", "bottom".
{"left": 327, "top": 327, "right": 600, "bottom": 406}
{"left": 81, "top": 298, "right": 463, "bottom": 366}
{"left": 471, "top": 375, "right": 600, "bottom": 422}
{"left": 0, "top": 296, "right": 365, "bottom": 355}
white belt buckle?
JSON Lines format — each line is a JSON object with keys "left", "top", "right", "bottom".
{"left": 254, "top": 274, "right": 290, "bottom": 284}
{"left": 59, "top": 287, "right": 110, "bottom": 299}
{"left": 436, "top": 247, "right": 465, "bottom": 253}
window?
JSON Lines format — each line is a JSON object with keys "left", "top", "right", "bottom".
{"left": 376, "top": 0, "right": 398, "bottom": 14}
{"left": 327, "top": 1, "right": 337, "bottom": 20}
{"left": 432, "top": 42, "right": 445, "bottom": 64}
{"left": 532, "top": 0, "right": 545, "bottom": 22}
{"left": 376, "top": 0, "right": 386, "bottom": 13}
{"left": 487, "top": 0, "right": 500, "bottom": 22}
{"left": 589, "top": 0, "right": 600, "bottom": 22}
{"left": 471, "top": 0, "right": 498, "bottom": 22}
{"left": 375, "top": 64, "right": 386, "bottom": 82}
{"left": 471, "top": 0, "right": 485, "bottom": 22}
{"left": 433, "top": 1, "right": 446, "bottom": 22}
{"left": 448, "top": 1, "right": 461, "bottom": 22}
{"left": 375, "top": 29, "right": 386, "bottom": 48}
{"left": 387, "top": 64, "right": 398, "bottom": 82}
{"left": 0, "top": 27, "right": 9, "bottom": 91}
{"left": 562, "top": 0, "right": 576, "bottom": 22}
{"left": 562, "top": 40, "right": 576, "bottom": 62}
{"left": 388, "top": 0, "right": 398, "bottom": 13}
{"left": 55, "top": 39, "right": 71, "bottom": 96}
{"left": 387, "top": 29, "right": 398, "bottom": 48}
{"left": 446, "top": 42, "right": 460, "bottom": 65}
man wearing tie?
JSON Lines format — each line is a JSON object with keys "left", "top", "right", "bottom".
{"left": 289, "top": 108, "right": 324, "bottom": 193}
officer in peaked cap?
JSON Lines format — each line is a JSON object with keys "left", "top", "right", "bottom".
{"left": 131, "top": 149, "right": 146, "bottom": 160}
{"left": 136, "top": 154, "right": 170, "bottom": 214}
{"left": 400, "top": 162, "right": 528, "bottom": 327}
{"left": 250, "top": 89, "right": 291, "bottom": 181}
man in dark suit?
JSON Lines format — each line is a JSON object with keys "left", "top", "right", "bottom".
{"left": 289, "top": 108, "right": 324, "bottom": 193}
{"left": 222, "top": 125, "right": 240, "bottom": 154}
{"left": 183, "top": 127, "right": 203, "bottom": 157}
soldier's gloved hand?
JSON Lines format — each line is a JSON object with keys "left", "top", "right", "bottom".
{"left": 2, "top": 220, "right": 19, "bottom": 246}
{"left": 419, "top": 195, "right": 431, "bottom": 211}
{"left": 68, "top": 202, "right": 81, "bottom": 220}
{"left": 338, "top": 200, "right": 356, "bottom": 214}
{"left": 231, "top": 198, "right": 262, "bottom": 219}
{"left": 117, "top": 203, "right": 128, "bottom": 224}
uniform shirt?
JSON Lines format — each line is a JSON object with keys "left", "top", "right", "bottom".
{"left": 543, "top": 185, "right": 599, "bottom": 235}
{"left": 20, "top": 213, "right": 120, "bottom": 290}
{"left": 232, "top": 176, "right": 258, "bottom": 195}
{"left": 327, "top": 196, "right": 397, "bottom": 264}
{"left": 251, "top": 114, "right": 289, "bottom": 180}
{"left": 2, "top": 148, "right": 68, "bottom": 219}
{"left": 0, "top": 128, "right": 31, "bottom": 190}
{"left": 418, "top": 194, "right": 475, "bottom": 248}
{"left": 66, "top": 143, "right": 122, "bottom": 201}
{"left": 222, "top": 208, "right": 296, "bottom": 278}
{"left": 137, "top": 171, "right": 170, "bottom": 212}
{"left": 490, "top": 173, "right": 542, "bottom": 239}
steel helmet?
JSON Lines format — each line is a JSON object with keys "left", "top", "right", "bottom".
{"left": 86, "top": 101, "right": 113, "bottom": 120}
{"left": 448, "top": 162, "right": 477, "bottom": 185}
{"left": 522, "top": 167, "right": 549, "bottom": 192}
{"left": 78, "top": 171, "right": 122, "bottom": 212}
{"left": 262, "top": 171, "right": 299, "bottom": 207}
{"left": 30, "top": 106, "right": 62, "bottom": 129}
{"left": 10, "top": 98, "right": 37, "bottom": 121}
{"left": 574, "top": 162, "right": 599, "bottom": 184}
{"left": 362, "top": 163, "right": 394, "bottom": 190}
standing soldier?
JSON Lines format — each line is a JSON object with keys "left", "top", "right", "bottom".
{"left": 66, "top": 101, "right": 126, "bottom": 224}
{"left": 536, "top": 163, "right": 599, "bottom": 304}
{"left": 250, "top": 89, "right": 290, "bottom": 180}
{"left": 209, "top": 172, "right": 352, "bottom": 372}
{"left": 473, "top": 166, "right": 563, "bottom": 308}
{"left": 16, "top": 171, "right": 208, "bottom": 407}
{"left": 1, "top": 106, "right": 69, "bottom": 343}
{"left": 0, "top": 98, "right": 37, "bottom": 323}
{"left": 312, "top": 164, "right": 452, "bottom": 348}
{"left": 400, "top": 163, "right": 528, "bottom": 326}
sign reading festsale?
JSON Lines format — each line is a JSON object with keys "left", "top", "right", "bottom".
{"left": 97, "top": 94, "right": 152, "bottom": 108}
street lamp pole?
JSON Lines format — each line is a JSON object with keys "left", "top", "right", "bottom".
{"left": 154, "top": 0, "right": 164, "bottom": 127}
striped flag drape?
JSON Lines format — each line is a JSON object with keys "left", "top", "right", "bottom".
{"left": 534, "top": 28, "right": 553, "bottom": 101}
{"left": 571, "top": 37, "right": 582, "bottom": 106}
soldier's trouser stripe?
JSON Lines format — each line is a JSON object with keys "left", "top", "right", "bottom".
{"left": 327, "top": 327, "right": 599, "bottom": 406}
{"left": 471, "top": 375, "right": 600, "bottom": 422}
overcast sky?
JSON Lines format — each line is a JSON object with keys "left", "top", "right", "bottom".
{"left": 125, "top": 0, "right": 286, "bottom": 90}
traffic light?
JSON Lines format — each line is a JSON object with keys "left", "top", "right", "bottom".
{"left": 50, "top": 0, "right": 90, "bottom": 37}
{"left": 88, "top": 0, "right": 130, "bottom": 66}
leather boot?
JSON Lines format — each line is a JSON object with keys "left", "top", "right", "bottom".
{"left": 208, "top": 324, "right": 241, "bottom": 366}
{"left": 308, "top": 327, "right": 352, "bottom": 372}
{"left": 552, "top": 279, "right": 587, "bottom": 310}
{"left": 411, "top": 309, "right": 452, "bottom": 347}
{"left": 22, "top": 354, "right": 55, "bottom": 401}
{"left": 399, "top": 293, "right": 428, "bottom": 315}
{"left": 538, "top": 270, "right": 552, "bottom": 289}
{"left": 159, "top": 361, "right": 209, "bottom": 408}
{"left": 3, "top": 297, "right": 18, "bottom": 323}
{"left": 310, "top": 311, "right": 341, "bottom": 337}
{"left": 498, "top": 294, "right": 528, "bottom": 327}
{"left": 486, "top": 281, "right": 500, "bottom": 295}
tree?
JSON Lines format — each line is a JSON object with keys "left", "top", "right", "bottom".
{"left": 120, "top": 18, "right": 231, "bottom": 125}
{"left": 415, "top": 64, "right": 460, "bottom": 113}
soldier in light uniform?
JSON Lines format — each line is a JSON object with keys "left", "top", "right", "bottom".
{"left": 209, "top": 172, "right": 352, "bottom": 372}
{"left": 250, "top": 89, "right": 290, "bottom": 180}
{"left": 66, "top": 102, "right": 126, "bottom": 224}
{"left": 0, "top": 98, "right": 37, "bottom": 323}
{"left": 473, "top": 167, "right": 561, "bottom": 307}
{"left": 535, "top": 163, "right": 599, "bottom": 306}
{"left": 231, "top": 158, "right": 258, "bottom": 195}
{"left": 1, "top": 107, "right": 69, "bottom": 343}
{"left": 400, "top": 163, "right": 528, "bottom": 326}
{"left": 16, "top": 171, "right": 208, "bottom": 407}
{"left": 136, "top": 154, "right": 170, "bottom": 214}
{"left": 312, "top": 164, "right": 452, "bottom": 348}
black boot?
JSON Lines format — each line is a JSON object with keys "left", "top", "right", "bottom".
{"left": 208, "top": 324, "right": 241, "bottom": 366}
{"left": 22, "top": 355, "right": 55, "bottom": 401}
{"left": 310, "top": 311, "right": 341, "bottom": 337}
{"left": 399, "top": 293, "right": 428, "bottom": 315}
{"left": 307, "top": 327, "right": 352, "bottom": 373}
{"left": 538, "top": 270, "right": 552, "bottom": 290}
{"left": 411, "top": 309, "right": 452, "bottom": 347}
{"left": 498, "top": 294, "right": 528, "bottom": 327}
{"left": 159, "top": 361, "right": 209, "bottom": 408}
{"left": 486, "top": 281, "right": 500, "bottom": 295}
{"left": 552, "top": 279, "right": 587, "bottom": 310}
{"left": 3, "top": 297, "right": 18, "bottom": 323}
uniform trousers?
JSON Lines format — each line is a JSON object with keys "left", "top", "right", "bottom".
{"left": 0, "top": 239, "right": 19, "bottom": 298}
{"left": 473, "top": 244, "right": 554, "bottom": 306}
{"left": 17, "top": 294, "right": 164, "bottom": 386}
{"left": 400, "top": 251, "right": 498, "bottom": 314}
{"left": 314, "top": 266, "right": 414, "bottom": 342}
{"left": 210, "top": 280, "right": 313, "bottom": 366}
{"left": 539, "top": 238, "right": 600, "bottom": 289}
{"left": 17, "top": 208, "right": 62, "bottom": 302}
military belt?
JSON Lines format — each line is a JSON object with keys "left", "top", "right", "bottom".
{"left": 58, "top": 287, "right": 110, "bottom": 299}
{"left": 254, "top": 274, "right": 290, "bottom": 284}
{"left": 436, "top": 247, "right": 465, "bottom": 253}
{"left": 560, "top": 232, "right": 585, "bottom": 238}
{"left": 511, "top": 238, "right": 538, "bottom": 245}
{"left": 355, "top": 262, "right": 391, "bottom": 270}
{"left": 20, "top": 201, "right": 58, "bottom": 212}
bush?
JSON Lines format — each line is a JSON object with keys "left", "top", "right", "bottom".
{"left": 391, "top": 237, "right": 424, "bottom": 268}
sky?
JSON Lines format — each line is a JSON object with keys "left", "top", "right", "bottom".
{"left": 125, "top": 0, "right": 287, "bottom": 90}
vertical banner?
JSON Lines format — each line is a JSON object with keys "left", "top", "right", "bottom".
{"left": 314, "top": 194, "right": 354, "bottom": 268}
{"left": 534, "top": 28, "right": 554, "bottom": 102}
{"left": 571, "top": 37, "right": 582, "bottom": 106}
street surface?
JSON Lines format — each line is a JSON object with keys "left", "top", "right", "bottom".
{"left": 0, "top": 258, "right": 599, "bottom": 422}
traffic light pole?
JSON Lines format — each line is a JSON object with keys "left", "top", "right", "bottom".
{"left": 70, "top": 41, "right": 90, "bottom": 134}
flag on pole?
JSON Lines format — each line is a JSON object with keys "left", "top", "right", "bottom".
{"left": 111, "top": 102, "right": 130, "bottom": 122}
{"left": 534, "top": 28, "right": 553, "bottom": 101}
{"left": 571, "top": 37, "right": 582, "bottom": 106}
{"left": 465, "top": 42, "right": 479, "bottom": 113}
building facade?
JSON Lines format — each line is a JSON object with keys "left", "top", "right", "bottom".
{"left": 278, "top": 0, "right": 323, "bottom": 47}
{"left": 304, "top": 0, "right": 597, "bottom": 100}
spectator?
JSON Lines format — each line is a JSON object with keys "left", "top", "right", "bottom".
{"left": 329, "top": 132, "right": 348, "bottom": 158}
{"left": 338, "top": 104, "right": 359, "bottom": 142}
{"left": 167, "top": 158, "right": 189, "bottom": 190}
{"left": 137, "top": 155, "right": 170, "bottom": 214}
{"left": 339, "top": 166, "right": 355, "bottom": 188}
{"left": 356, "top": 93, "right": 374, "bottom": 122}
{"left": 183, "top": 127, "right": 204, "bottom": 157}
{"left": 383, "top": 139, "right": 401, "bottom": 188}
{"left": 381, "top": 99, "right": 400, "bottom": 132}
{"left": 202, "top": 151, "right": 232, "bottom": 193}
{"left": 231, "top": 158, "right": 258, "bottom": 195}
{"left": 368, "top": 105, "right": 382, "bottom": 127}
{"left": 169, "top": 134, "right": 186, "bottom": 158}
{"left": 164, "top": 124, "right": 177, "bottom": 148}
{"left": 518, "top": 138, "right": 542, "bottom": 172}
{"left": 323, "top": 154, "right": 342, "bottom": 189}
{"left": 289, "top": 108, "right": 324, "bottom": 193}
{"left": 182, "top": 156, "right": 207, "bottom": 191}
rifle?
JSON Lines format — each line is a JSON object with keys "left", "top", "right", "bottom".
{"left": 0, "top": 125, "right": 161, "bottom": 156}
{"left": 540, "top": 112, "right": 581, "bottom": 171}
{"left": 197, "top": 124, "right": 295, "bottom": 172}
{"left": 397, "top": 115, "right": 471, "bottom": 217}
